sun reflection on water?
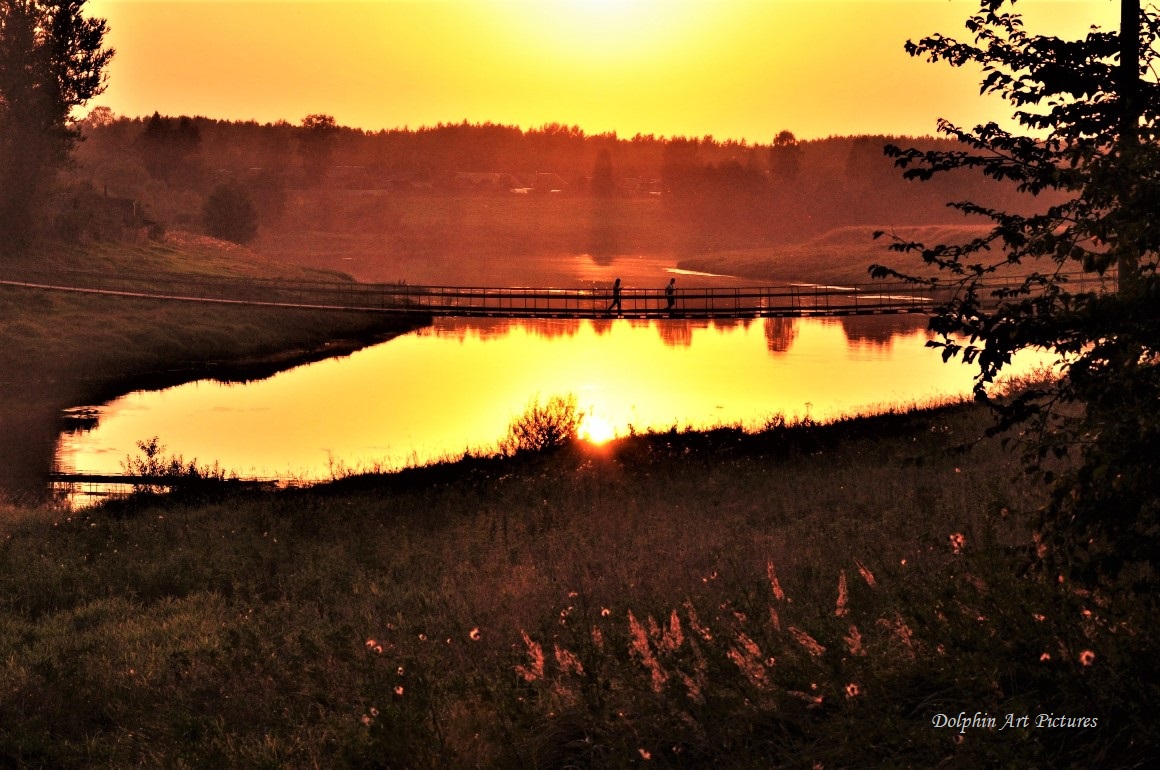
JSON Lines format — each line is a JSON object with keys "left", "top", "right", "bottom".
{"left": 55, "top": 316, "right": 1051, "bottom": 483}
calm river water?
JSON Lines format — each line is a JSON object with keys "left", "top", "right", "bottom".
{"left": 54, "top": 314, "right": 1044, "bottom": 485}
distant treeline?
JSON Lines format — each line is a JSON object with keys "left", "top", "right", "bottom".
{"left": 62, "top": 111, "right": 1048, "bottom": 247}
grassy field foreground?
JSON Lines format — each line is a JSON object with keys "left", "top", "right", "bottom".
{"left": 1, "top": 405, "right": 1156, "bottom": 768}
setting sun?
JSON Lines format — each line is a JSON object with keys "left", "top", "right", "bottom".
{"left": 579, "top": 410, "right": 617, "bottom": 445}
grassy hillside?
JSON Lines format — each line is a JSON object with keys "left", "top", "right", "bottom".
{"left": 679, "top": 224, "right": 999, "bottom": 286}
{"left": 1, "top": 233, "right": 418, "bottom": 386}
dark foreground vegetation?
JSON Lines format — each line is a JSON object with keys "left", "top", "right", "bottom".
{"left": 1, "top": 405, "right": 1156, "bottom": 768}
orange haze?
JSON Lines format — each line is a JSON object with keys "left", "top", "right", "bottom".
{"left": 88, "top": 1, "right": 1117, "bottom": 140}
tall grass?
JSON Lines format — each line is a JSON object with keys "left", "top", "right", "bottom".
{"left": 1, "top": 403, "right": 1154, "bottom": 767}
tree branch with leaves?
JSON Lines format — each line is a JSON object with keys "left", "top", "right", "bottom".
{"left": 0, "top": 0, "right": 114, "bottom": 250}
{"left": 872, "top": 0, "right": 1160, "bottom": 588}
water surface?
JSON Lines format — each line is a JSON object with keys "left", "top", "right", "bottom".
{"left": 55, "top": 315, "right": 1044, "bottom": 484}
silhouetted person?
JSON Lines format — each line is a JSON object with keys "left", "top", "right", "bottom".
{"left": 608, "top": 277, "right": 623, "bottom": 314}
{"left": 665, "top": 277, "right": 676, "bottom": 314}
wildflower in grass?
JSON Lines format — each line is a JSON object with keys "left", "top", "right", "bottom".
{"left": 551, "top": 680, "right": 578, "bottom": 707}
{"left": 949, "top": 532, "right": 966, "bottom": 554}
{"left": 600, "top": 607, "right": 611, "bottom": 617}
{"left": 788, "top": 690, "right": 824, "bottom": 707}
{"left": 660, "top": 608, "right": 684, "bottom": 653}
{"left": 554, "top": 645, "right": 585, "bottom": 676}
{"left": 1079, "top": 650, "right": 1096, "bottom": 666}
{"left": 844, "top": 624, "right": 864, "bottom": 656}
{"left": 394, "top": 685, "right": 404, "bottom": 696}
{"left": 789, "top": 626, "right": 826, "bottom": 657}
{"left": 469, "top": 627, "right": 481, "bottom": 641}
{"left": 515, "top": 630, "right": 545, "bottom": 682}
{"left": 678, "top": 671, "right": 704, "bottom": 704}
{"left": 418, "top": 633, "right": 427, "bottom": 641}
{"left": 365, "top": 638, "right": 376, "bottom": 650}
{"left": 684, "top": 601, "right": 713, "bottom": 641}
{"left": 855, "top": 559, "right": 876, "bottom": 587}
{"left": 370, "top": 707, "right": 379, "bottom": 717}
{"left": 766, "top": 560, "right": 787, "bottom": 601}
{"left": 361, "top": 715, "right": 372, "bottom": 726}
{"left": 769, "top": 605, "right": 781, "bottom": 632}
{"left": 877, "top": 613, "right": 916, "bottom": 659}
{"left": 628, "top": 610, "right": 669, "bottom": 692}
{"left": 1040, "top": 652, "right": 1052, "bottom": 662}
{"left": 638, "top": 748, "right": 652, "bottom": 760}
{"left": 727, "top": 632, "right": 769, "bottom": 688}
{"left": 396, "top": 666, "right": 404, "bottom": 676}
{"left": 835, "top": 571, "right": 849, "bottom": 617}
{"left": 845, "top": 682, "right": 861, "bottom": 698}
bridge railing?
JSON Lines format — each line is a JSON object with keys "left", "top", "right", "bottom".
{"left": 1, "top": 264, "right": 1116, "bottom": 318}
{"left": 361, "top": 282, "right": 943, "bottom": 317}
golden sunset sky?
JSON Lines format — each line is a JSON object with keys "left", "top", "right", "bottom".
{"left": 87, "top": 1, "right": 1118, "bottom": 141}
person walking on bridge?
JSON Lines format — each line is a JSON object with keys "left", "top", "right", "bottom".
{"left": 607, "top": 277, "right": 623, "bottom": 315}
{"left": 665, "top": 277, "right": 676, "bottom": 315}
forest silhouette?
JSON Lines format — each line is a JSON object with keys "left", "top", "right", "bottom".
{"left": 62, "top": 115, "right": 1050, "bottom": 285}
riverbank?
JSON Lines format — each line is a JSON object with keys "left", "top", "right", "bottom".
{"left": 0, "top": 236, "right": 427, "bottom": 501}
{"left": 1, "top": 403, "right": 1155, "bottom": 767}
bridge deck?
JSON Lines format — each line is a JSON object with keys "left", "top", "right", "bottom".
{"left": 2, "top": 266, "right": 943, "bottom": 319}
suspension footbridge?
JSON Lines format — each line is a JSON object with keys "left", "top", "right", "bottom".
{"left": 1, "top": 266, "right": 941, "bottom": 319}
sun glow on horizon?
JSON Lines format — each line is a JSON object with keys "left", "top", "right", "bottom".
{"left": 86, "top": 1, "right": 1121, "bottom": 142}
{"left": 579, "top": 411, "right": 617, "bottom": 445}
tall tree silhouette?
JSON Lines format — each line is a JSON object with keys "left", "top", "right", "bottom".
{"left": 203, "top": 183, "right": 258, "bottom": 244}
{"left": 769, "top": 129, "right": 801, "bottom": 180}
{"left": 0, "top": 0, "right": 113, "bottom": 250}
{"left": 872, "top": 0, "right": 1160, "bottom": 587}
{"left": 138, "top": 112, "right": 202, "bottom": 185}
{"left": 298, "top": 113, "right": 337, "bottom": 187}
